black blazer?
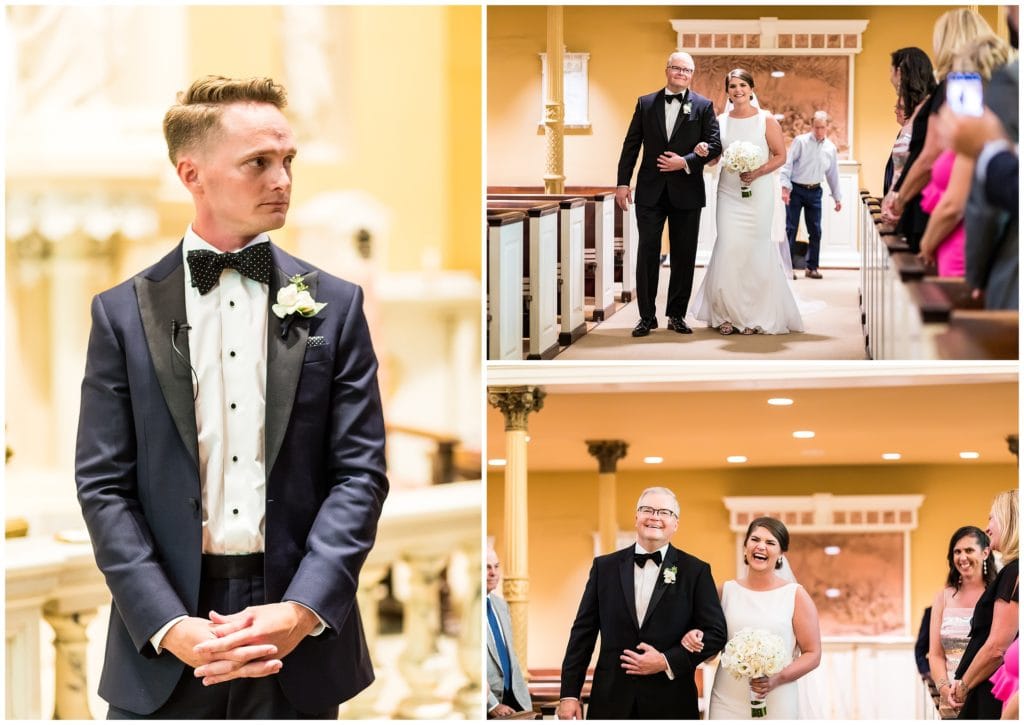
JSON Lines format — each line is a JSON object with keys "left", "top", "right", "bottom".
{"left": 559, "top": 544, "right": 727, "bottom": 719}
{"left": 75, "top": 243, "right": 389, "bottom": 714}
{"left": 616, "top": 89, "right": 722, "bottom": 209}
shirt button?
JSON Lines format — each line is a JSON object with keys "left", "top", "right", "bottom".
{"left": 230, "top": 403, "right": 237, "bottom": 410}
{"left": 232, "top": 455, "right": 238, "bottom": 462}
{"left": 229, "top": 300, "right": 235, "bottom": 307}
{"left": 232, "top": 508, "right": 239, "bottom": 515}
{"left": 230, "top": 351, "right": 236, "bottom": 357}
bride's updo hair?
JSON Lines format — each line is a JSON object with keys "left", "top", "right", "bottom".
{"left": 742, "top": 516, "right": 789, "bottom": 570}
{"left": 724, "top": 68, "right": 756, "bottom": 92}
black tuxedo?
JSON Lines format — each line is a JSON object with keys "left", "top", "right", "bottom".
{"left": 559, "top": 544, "right": 726, "bottom": 719}
{"left": 617, "top": 89, "right": 722, "bottom": 321}
{"left": 75, "top": 242, "right": 388, "bottom": 715}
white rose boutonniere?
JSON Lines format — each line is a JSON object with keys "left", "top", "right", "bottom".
{"left": 682, "top": 102, "right": 692, "bottom": 115}
{"left": 662, "top": 566, "right": 677, "bottom": 585}
{"left": 272, "top": 274, "right": 326, "bottom": 338}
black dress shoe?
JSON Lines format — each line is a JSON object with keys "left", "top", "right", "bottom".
{"left": 667, "top": 316, "right": 692, "bottom": 334}
{"left": 632, "top": 318, "right": 657, "bottom": 337}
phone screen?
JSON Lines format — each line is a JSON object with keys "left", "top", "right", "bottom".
{"left": 946, "top": 72, "right": 984, "bottom": 116}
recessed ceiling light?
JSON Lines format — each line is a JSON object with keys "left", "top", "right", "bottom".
{"left": 881, "top": 453, "right": 902, "bottom": 461}
{"left": 487, "top": 458, "right": 506, "bottom": 467}
{"left": 793, "top": 430, "right": 815, "bottom": 439}
{"left": 959, "top": 451, "right": 980, "bottom": 460}
{"left": 824, "top": 545, "right": 841, "bottom": 556}
{"left": 771, "top": 70, "right": 785, "bottom": 78}
{"left": 825, "top": 587, "right": 841, "bottom": 598}
{"left": 727, "top": 455, "right": 748, "bottom": 464}
{"left": 644, "top": 456, "right": 664, "bottom": 464}
{"left": 767, "top": 397, "right": 793, "bottom": 406}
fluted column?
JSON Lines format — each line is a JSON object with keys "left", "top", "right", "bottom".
{"left": 543, "top": 6, "right": 565, "bottom": 194}
{"left": 586, "top": 440, "right": 628, "bottom": 554}
{"left": 341, "top": 562, "right": 391, "bottom": 719}
{"left": 487, "top": 386, "right": 545, "bottom": 672}
{"left": 42, "top": 607, "right": 97, "bottom": 720}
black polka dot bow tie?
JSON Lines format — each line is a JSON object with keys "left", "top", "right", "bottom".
{"left": 186, "top": 242, "right": 273, "bottom": 294}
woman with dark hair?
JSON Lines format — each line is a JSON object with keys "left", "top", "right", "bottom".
{"left": 927, "top": 525, "right": 996, "bottom": 715}
{"left": 884, "top": 47, "right": 937, "bottom": 197}
{"left": 690, "top": 69, "right": 803, "bottom": 336}
{"left": 681, "top": 516, "right": 821, "bottom": 718}
{"left": 950, "top": 490, "right": 1019, "bottom": 718}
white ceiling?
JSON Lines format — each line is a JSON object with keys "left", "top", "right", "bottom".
{"left": 486, "top": 363, "right": 1019, "bottom": 471}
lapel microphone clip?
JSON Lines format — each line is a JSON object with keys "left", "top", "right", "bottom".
{"left": 170, "top": 319, "right": 198, "bottom": 400}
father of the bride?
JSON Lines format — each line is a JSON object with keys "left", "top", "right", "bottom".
{"left": 616, "top": 52, "right": 722, "bottom": 338}
{"left": 74, "top": 76, "right": 388, "bottom": 718}
{"left": 557, "top": 487, "right": 726, "bottom": 719}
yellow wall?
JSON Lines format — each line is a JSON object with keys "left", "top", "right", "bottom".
{"left": 488, "top": 5, "right": 1001, "bottom": 194}
{"left": 182, "top": 6, "right": 481, "bottom": 274}
{"left": 487, "top": 463, "right": 1015, "bottom": 669}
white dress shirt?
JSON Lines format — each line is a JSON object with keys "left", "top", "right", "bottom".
{"left": 663, "top": 88, "right": 692, "bottom": 174}
{"left": 633, "top": 542, "right": 674, "bottom": 679}
{"left": 151, "top": 226, "right": 324, "bottom": 652}
{"left": 780, "top": 132, "right": 842, "bottom": 202}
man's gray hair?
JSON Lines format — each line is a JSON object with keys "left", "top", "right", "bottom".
{"left": 667, "top": 51, "right": 694, "bottom": 66}
{"left": 812, "top": 110, "right": 830, "bottom": 123}
{"left": 636, "top": 486, "right": 680, "bottom": 515}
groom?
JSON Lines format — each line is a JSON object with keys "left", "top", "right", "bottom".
{"left": 557, "top": 487, "right": 726, "bottom": 719}
{"left": 75, "top": 76, "right": 388, "bottom": 718}
{"left": 616, "top": 52, "right": 722, "bottom": 338}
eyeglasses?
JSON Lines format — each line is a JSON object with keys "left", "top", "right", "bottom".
{"left": 667, "top": 65, "right": 695, "bottom": 75}
{"left": 637, "top": 506, "right": 678, "bottom": 519}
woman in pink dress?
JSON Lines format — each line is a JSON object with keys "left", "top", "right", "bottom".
{"left": 917, "top": 148, "right": 968, "bottom": 276}
{"left": 989, "top": 636, "right": 1018, "bottom": 718}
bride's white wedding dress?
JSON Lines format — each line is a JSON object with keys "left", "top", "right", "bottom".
{"left": 690, "top": 110, "right": 803, "bottom": 334}
{"left": 708, "top": 580, "right": 800, "bottom": 720}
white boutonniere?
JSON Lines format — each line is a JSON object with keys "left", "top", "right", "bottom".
{"left": 273, "top": 274, "right": 327, "bottom": 319}
{"left": 663, "top": 566, "right": 677, "bottom": 585}
{"left": 682, "top": 102, "right": 692, "bottom": 115}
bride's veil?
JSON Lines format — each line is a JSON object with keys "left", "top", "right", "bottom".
{"left": 774, "top": 555, "right": 827, "bottom": 719}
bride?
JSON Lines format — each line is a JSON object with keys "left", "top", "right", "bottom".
{"left": 690, "top": 69, "right": 804, "bottom": 335}
{"left": 681, "top": 516, "right": 821, "bottom": 719}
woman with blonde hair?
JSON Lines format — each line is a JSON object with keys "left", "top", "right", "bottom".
{"left": 882, "top": 8, "right": 994, "bottom": 251}
{"left": 949, "top": 490, "right": 1019, "bottom": 718}
{"left": 917, "top": 33, "right": 1014, "bottom": 275}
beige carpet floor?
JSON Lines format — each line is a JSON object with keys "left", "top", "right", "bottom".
{"left": 556, "top": 267, "right": 868, "bottom": 360}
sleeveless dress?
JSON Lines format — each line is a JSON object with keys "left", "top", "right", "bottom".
{"left": 939, "top": 606, "right": 973, "bottom": 681}
{"left": 708, "top": 581, "right": 800, "bottom": 720}
{"left": 989, "top": 637, "right": 1019, "bottom": 709}
{"left": 691, "top": 111, "right": 803, "bottom": 334}
{"left": 918, "top": 149, "right": 966, "bottom": 276}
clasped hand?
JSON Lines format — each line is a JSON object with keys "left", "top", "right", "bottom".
{"left": 163, "top": 602, "right": 318, "bottom": 686}
{"left": 620, "top": 642, "right": 668, "bottom": 675}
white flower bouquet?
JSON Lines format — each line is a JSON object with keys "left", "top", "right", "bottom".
{"left": 719, "top": 627, "right": 786, "bottom": 717}
{"left": 721, "top": 140, "right": 766, "bottom": 198}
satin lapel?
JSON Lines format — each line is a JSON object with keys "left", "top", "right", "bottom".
{"left": 134, "top": 258, "right": 199, "bottom": 469}
{"left": 619, "top": 550, "right": 640, "bottom": 630}
{"left": 265, "top": 262, "right": 314, "bottom": 478}
{"left": 652, "top": 91, "right": 670, "bottom": 145}
{"left": 642, "top": 544, "right": 677, "bottom": 627}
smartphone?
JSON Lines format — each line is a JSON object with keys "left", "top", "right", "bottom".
{"left": 946, "top": 72, "right": 984, "bottom": 116}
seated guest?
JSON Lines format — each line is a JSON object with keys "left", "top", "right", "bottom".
{"left": 917, "top": 34, "right": 1013, "bottom": 276}
{"left": 486, "top": 546, "right": 532, "bottom": 718}
{"left": 928, "top": 526, "right": 996, "bottom": 715}
{"left": 949, "top": 491, "right": 1019, "bottom": 718}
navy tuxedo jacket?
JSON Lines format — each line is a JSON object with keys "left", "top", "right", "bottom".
{"left": 616, "top": 89, "right": 722, "bottom": 209}
{"left": 74, "top": 242, "right": 389, "bottom": 714}
{"left": 559, "top": 544, "right": 726, "bottom": 719}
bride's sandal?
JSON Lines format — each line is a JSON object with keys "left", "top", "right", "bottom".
{"left": 719, "top": 322, "right": 734, "bottom": 335}
{"left": 741, "top": 327, "right": 757, "bottom": 335}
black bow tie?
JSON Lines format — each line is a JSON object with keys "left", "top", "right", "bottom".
{"left": 187, "top": 242, "right": 273, "bottom": 294}
{"left": 634, "top": 550, "right": 663, "bottom": 568}
{"left": 665, "top": 93, "right": 685, "bottom": 104}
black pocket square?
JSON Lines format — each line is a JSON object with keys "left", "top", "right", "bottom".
{"left": 306, "top": 335, "right": 327, "bottom": 348}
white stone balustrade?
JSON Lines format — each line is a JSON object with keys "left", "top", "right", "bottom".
{"left": 5, "top": 480, "right": 483, "bottom": 720}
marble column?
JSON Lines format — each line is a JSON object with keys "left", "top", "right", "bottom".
{"left": 42, "top": 607, "right": 96, "bottom": 720}
{"left": 395, "top": 552, "right": 452, "bottom": 719}
{"left": 586, "top": 440, "right": 628, "bottom": 554}
{"left": 543, "top": 6, "right": 565, "bottom": 194}
{"left": 487, "top": 386, "right": 545, "bottom": 673}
